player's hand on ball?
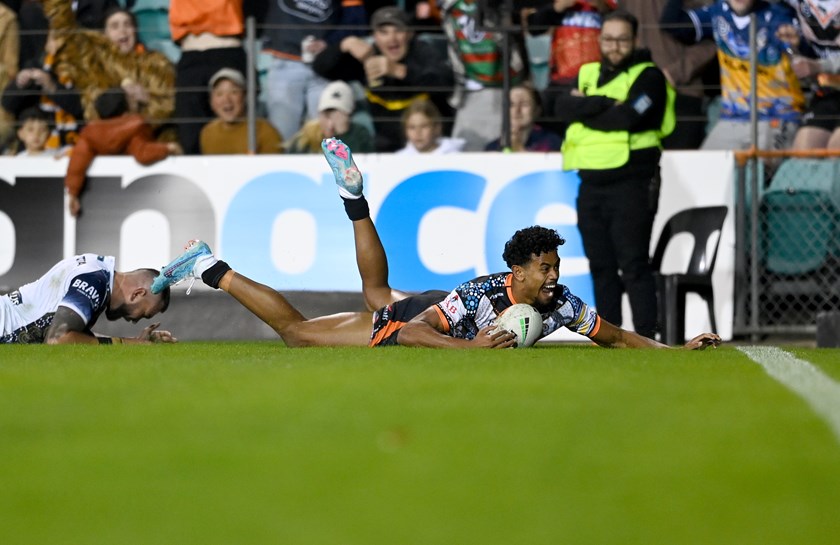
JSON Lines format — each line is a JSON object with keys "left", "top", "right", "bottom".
{"left": 475, "top": 324, "right": 517, "bottom": 349}
{"left": 683, "top": 333, "right": 721, "bottom": 350}
{"left": 137, "top": 322, "right": 178, "bottom": 344}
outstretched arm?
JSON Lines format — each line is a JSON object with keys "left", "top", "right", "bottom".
{"left": 44, "top": 306, "right": 176, "bottom": 344}
{"left": 398, "top": 307, "right": 516, "bottom": 349}
{"left": 591, "top": 319, "right": 720, "bottom": 350}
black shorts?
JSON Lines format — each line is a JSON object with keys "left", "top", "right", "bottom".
{"left": 369, "top": 290, "right": 448, "bottom": 347}
{"left": 802, "top": 90, "right": 840, "bottom": 132}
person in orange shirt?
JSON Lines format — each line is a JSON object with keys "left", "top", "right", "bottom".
{"left": 168, "top": 0, "right": 247, "bottom": 154}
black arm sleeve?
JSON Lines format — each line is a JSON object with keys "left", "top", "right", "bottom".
{"left": 660, "top": 0, "right": 700, "bottom": 44}
{"left": 582, "top": 67, "right": 668, "bottom": 133}
{"left": 311, "top": 42, "right": 366, "bottom": 83}
{"left": 553, "top": 94, "right": 617, "bottom": 122}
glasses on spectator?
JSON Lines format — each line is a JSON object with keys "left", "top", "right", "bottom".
{"left": 599, "top": 36, "right": 633, "bottom": 46}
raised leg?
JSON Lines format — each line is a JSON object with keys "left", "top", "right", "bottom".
{"left": 322, "top": 137, "right": 409, "bottom": 310}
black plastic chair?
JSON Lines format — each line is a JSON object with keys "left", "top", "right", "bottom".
{"left": 651, "top": 206, "right": 728, "bottom": 345}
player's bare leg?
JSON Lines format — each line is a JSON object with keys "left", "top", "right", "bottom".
{"left": 323, "top": 137, "right": 408, "bottom": 310}
{"left": 152, "top": 241, "right": 373, "bottom": 347}
{"left": 217, "top": 270, "right": 372, "bottom": 347}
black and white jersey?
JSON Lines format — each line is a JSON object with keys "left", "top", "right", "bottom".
{"left": 0, "top": 254, "right": 115, "bottom": 344}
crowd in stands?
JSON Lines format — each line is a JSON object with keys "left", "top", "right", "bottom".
{"left": 2, "top": 0, "right": 840, "bottom": 159}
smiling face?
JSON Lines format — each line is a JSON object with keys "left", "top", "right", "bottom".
{"left": 512, "top": 250, "right": 560, "bottom": 308}
{"left": 210, "top": 79, "right": 245, "bottom": 124}
{"left": 373, "top": 25, "right": 411, "bottom": 62}
{"left": 104, "top": 11, "right": 137, "bottom": 54}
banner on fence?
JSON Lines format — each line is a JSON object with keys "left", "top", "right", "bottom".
{"left": 0, "top": 151, "right": 734, "bottom": 340}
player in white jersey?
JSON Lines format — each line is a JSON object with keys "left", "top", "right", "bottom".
{"left": 151, "top": 138, "right": 721, "bottom": 350}
{"left": 1, "top": 254, "right": 175, "bottom": 344}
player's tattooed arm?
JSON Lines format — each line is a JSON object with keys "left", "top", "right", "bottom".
{"left": 44, "top": 306, "right": 99, "bottom": 344}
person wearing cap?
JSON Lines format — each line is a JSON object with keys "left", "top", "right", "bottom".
{"left": 312, "top": 5, "right": 454, "bottom": 152}
{"left": 258, "top": 0, "right": 367, "bottom": 142}
{"left": 199, "top": 68, "right": 283, "bottom": 155}
{"left": 286, "top": 80, "right": 374, "bottom": 154}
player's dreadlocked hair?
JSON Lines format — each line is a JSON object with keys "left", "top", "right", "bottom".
{"left": 502, "top": 226, "right": 565, "bottom": 268}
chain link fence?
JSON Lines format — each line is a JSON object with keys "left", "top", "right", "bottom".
{"left": 734, "top": 152, "right": 840, "bottom": 338}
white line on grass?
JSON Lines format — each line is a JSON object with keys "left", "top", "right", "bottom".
{"left": 738, "top": 346, "right": 840, "bottom": 444}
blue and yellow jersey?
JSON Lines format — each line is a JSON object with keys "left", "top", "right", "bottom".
{"left": 688, "top": 1, "right": 804, "bottom": 121}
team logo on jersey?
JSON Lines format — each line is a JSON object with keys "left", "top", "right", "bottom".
{"left": 9, "top": 290, "right": 22, "bottom": 305}
{"left": 71, "top": 278, "right": 102, "bottom": 308}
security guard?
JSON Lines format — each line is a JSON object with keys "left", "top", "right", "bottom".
{"left": 558, "top": 9, "right": 675, "bottom": 339}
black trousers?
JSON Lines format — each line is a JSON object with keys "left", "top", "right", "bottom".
{"left": 577, "top": 174, "right": 659, "bottom": 339}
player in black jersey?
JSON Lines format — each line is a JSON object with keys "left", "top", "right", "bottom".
{"left": 153, "top": 138, "right": 721, "bottom": 350}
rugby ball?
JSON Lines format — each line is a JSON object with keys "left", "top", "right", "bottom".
{"left": 493, "top": 304, "right": 543, "bottom": 348}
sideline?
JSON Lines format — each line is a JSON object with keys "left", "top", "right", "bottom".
{"left": 738, "top": 346, "right": 840, "bottom": 444}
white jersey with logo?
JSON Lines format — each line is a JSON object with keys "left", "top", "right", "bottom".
{"left": 0, "top": 254, "right": 115, "bottom": 344}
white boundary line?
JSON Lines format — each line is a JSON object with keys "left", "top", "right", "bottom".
{"left": 738, "top": 346, "right": 840, "bottom": 444}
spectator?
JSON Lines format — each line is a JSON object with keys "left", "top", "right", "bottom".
{"left": 199, "top": 68, "right": 283, "bottom": 155}
{"left": 14, "top": 106, "right": 57, "bottom": 156}
{"left": 622, "top": 0, "right": 717, "bottom": 149}
{"left": 43, "top": 1, "right": 175, "bottom": 124}
{"left": 0, "top": 1, "right": 18, "bottom": 91}
{"left": 169, "top": 0, "right": 247, "bottom": 154}
{"left": 485, "top": 83, "right": 562, "bottom": 151}
{"left": 16, "top": 0, "right": 120, "bottom": 70}
{"left": 0, "top": 1, "right": 18, "bottom": 148}
{"left": 661, "top": 0, "right": 803, "bottom": 150}
{"left": 440, "top": 0, "right": 527, "bottom": 151}
{"left": 396, "top": 97, "right": 464, "bottom": 154}
{"left": 781, "top": 0, "right": 840, "bottom": 150}
{"left": 525, "top": 0, "right": 615, "bottom": 135}
{"left": 286, "top": 80, "right": 374, "bottom": 154}
{"left": 1, "top": 31, "right": 84, "bottom": 153}
{"left": 259, "top": 0, "right": 367, "bottom": 142}
{"left": 65, "top": 89, "right": 182, "bottom": 217}
{"left": 313, "top": 6, "right": 454, "bottom": 151}
{"left": 557, "top": 10, "right": 676, "bottom": 339}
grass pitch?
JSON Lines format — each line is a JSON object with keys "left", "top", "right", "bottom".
{"left": 2, "top": 343, "right": 839, "bottom": 545}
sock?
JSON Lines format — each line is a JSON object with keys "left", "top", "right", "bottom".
{"left": 342, "top": 195, "right": 370, "bottom": 221}
{"left": 201, "top": 260, "right": 231, "bottom": 289}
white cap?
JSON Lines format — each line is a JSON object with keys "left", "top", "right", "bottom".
{"left": 318, "top": 81, "right": 354, "bottom": 114}
{"left": 209, "top": 68, "right": 246, "bottom": 91}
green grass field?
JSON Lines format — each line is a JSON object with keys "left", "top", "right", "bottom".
{"left": 2, "top": 343, "right": 839, "bottom": 545}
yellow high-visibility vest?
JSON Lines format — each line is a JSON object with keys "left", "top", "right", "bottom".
{"left": 562, "top": 61, "right": 676, "bottom": 171}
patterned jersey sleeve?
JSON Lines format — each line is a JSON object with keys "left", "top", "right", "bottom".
{"left": 434, "top": 276, "right": 500, "bottom": 339}
{"left": 435, "top": 287, "right": 472, "bottom": 334}
{"left": 543, "top": 285, "right": 601, "bottom": 338}
{"left": 58, "top": 270, "right": 110, "bottom": 326}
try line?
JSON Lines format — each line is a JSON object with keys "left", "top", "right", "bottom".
{"left": 738, "top": 346, "right": 840, "bottom": 445}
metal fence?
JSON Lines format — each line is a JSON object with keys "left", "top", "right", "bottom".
{"left": 734, "top": 150, "right": 840, "bottom": 339}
